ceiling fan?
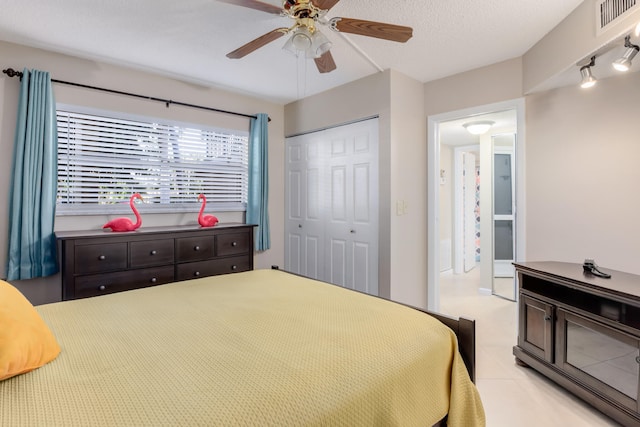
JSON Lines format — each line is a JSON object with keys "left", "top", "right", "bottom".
{"left": 219, "top": 0, "right": 413, "bottom": 73}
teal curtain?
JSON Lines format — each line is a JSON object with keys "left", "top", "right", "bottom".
{"left": 246, "top": 113, "right": 270, "bottom": 251}
{"left": 6, "top": 68, "right": 58, "bottom": 280}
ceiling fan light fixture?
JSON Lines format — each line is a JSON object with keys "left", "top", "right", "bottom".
{"left": 309, "top": 30, "right": 332, "bottom": 58}
{"left": 282, "top": 26, "right": 314, "bottom": 56}
{"left": 462, "top": 121, "right": 495, "bottom": 135}
{"left": 293, "top": 33, "right": 312, "bottom": 50}
{"left": 225, "top": 0, "right": 413, "bottom": 75}
{"left": 292, "top": 27, "right": 313, "bottom": 50}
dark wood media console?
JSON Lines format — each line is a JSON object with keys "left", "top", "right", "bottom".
{"left": 513, "top": 261, "right": 640, "bottom": 426}
{"left": 57, "top": 224, "right": 255, "bottom": 300}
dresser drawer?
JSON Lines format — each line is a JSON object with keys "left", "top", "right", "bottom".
{"left": 176, "top": 236, "right": 215, "bottom": 262}
{"left": 215, "top": 232, "right": 251, "bottom": 256}
{"left": 74, "top": 266, "right": 175, "bottom": 299}
{"left": 74, "top": 243, "right": 127, "bottom": 274}
{"left": 176, "top": 256, "right": 251, "bottom": 281}
{"left": 130, "top": 239, "right": 175, "bottom": 268}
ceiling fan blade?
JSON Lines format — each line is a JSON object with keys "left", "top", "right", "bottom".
{"left": 312, "top": 0, "right": 341, "bottom": 11}
{"left": 216, "top": 0, "right": 283, "bottom": 15}
{"left": 314, "top": 50, "right": 337, "bottom": 73}
{"left": 329, "top": 17, "right": 413, "bottom": 43}
{"left": 226, "top": 28, "right": 288, "bottom": 59}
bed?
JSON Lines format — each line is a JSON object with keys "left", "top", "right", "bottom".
{"left": 0, "top": 269, "right": 485, "bottom": 426}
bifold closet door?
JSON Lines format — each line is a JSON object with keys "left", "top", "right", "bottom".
{"left": 284, "top": 133, "right": 325, "bottom": 281}
{"left": 285, "top": 118, "right": 379, "bottom": 295}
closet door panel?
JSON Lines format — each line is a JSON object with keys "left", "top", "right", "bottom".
{"left": 287, "top": 234, "right": 302, "bottom": 274}
{"left": 329, "top": 238, "right": 347, "bottom": 287}
{"left": 285, "top": 140, "right": 302, "bottom": 274}
{"left": 305, "top": 235, "right": 320, "bottom": 279}
{"left": 353, "top": 163, "right": 371, "bottom": 222}
{"left": 352, "top": 241, "right": 370, "bottom": 293}
{"left": 330, "top": 166, "right": 347, "bottom": 221}
{"left": 302, "top": 139, "right": 325, "bottom": 279}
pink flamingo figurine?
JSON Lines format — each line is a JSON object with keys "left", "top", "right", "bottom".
{"left": 103, "top": 193, "right": 143, "bottom": 232}
{"left": 197, "top": 194, "right": 219, "bottom": 227}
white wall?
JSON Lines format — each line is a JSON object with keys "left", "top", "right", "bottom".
{"left": 526, "top": 70, "right": 640, "bottom": 274}
{"left": 389, "top": 70, "right": 427, "bottom": 307}
{"left": 285, "top": 71, "right": 393, "bottom": 299}
{"left": 0, "top": 40, "right": 285, "bottom": 304}
{"left": 423, "top": 5, "right": 640, "bottom": 294}
{"left": 424, "top": 26, "right": 640, "bottom": 279}
{"left": 424, "top": 58, "right": 524, "bottom": 117}
{"left": 285, "top": 69, "right": 428, "bottom": 308}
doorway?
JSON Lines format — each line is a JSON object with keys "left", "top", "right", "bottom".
{"left": 427, "top": 99, "right": 526, "bottom": 312}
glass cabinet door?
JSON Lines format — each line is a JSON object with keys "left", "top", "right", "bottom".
{"left": 557, "top": 308, "right": 640, "bottom": 411}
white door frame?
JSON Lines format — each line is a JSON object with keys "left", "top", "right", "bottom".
{"left": 427, "top": 98, "right": 526, "bottom": 312}
{"left": 493, "top": 142, "right": 516, "bottom": 280}
{"left": 453, "top": 144, "right": 480, "bottom": 275}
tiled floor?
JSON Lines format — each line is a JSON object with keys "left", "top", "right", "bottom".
{"left": 439, "top": 267, "right": 621, "bottom": 427}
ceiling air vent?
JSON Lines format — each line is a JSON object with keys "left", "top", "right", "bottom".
{"left": 597, "top": 0, "right": 638, "bottom": 34}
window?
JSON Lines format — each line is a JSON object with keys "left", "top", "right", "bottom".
{"left": 56, "top": 108, "right": 249, "bottom": 215}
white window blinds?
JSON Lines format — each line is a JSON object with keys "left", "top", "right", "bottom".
{"left": 56, "top": 110, "right": 248, "bottom": 215}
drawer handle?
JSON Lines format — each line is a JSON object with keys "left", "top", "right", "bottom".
{"left": 544, "top": 315, "right": 552, "bottom": 321}
{"left": 194, "top": 271, "right": 200, "bottom": 277}
{"left": 150, "top": 250, "right": 157, "bottom": 255}
{"left": 231, "top": 265, "right": 237, "bottom": 271}
{"left": 98, "top": 285, "right": 106, "bottom": 291}
{"left": 150, "top": 277, "right": 157, "bottom": 283}
{"left": 98, "top": 255, "right": 106, "bottom": 261}
{"left": 194, "top": 245, "right": 200, "bottom": 251}
{"left": 231, "top": 242, "right": 237, "bottom": 247}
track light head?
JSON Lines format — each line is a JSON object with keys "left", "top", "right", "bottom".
{"left": 612, "top": 35, "right": 639, "bottom": 72}
{"left": 579, "top": 56, "right": 597, "bottom": 89}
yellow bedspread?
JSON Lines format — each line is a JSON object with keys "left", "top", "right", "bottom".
{"left": 1, "top": 269, "right": 484, "bottom": 426}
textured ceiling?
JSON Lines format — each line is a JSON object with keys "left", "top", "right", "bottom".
{"left": 0, "top": 0, "right": 584, "bottom": 104}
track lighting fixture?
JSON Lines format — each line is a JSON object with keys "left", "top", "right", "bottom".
{"left": 579, "top": 56, "right": 597, "bottom": 89}
{"left": 612, "top": 35, "right": 639, "bottom": 72}
{"left": 462, "top": 121, "right": 495, "bottom": 135}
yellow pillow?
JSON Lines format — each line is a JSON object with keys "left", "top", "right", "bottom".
{"left": 0, "top": 280, "right": 60, "bottom": 381}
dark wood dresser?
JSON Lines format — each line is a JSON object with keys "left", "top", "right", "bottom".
{"left": 513, "top": 261, "right": 640, "bottom": 426}
{"left": 56, "top": 224, "right": 255, "bottom": 300}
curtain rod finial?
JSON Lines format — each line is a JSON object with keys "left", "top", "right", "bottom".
{"left": 2, "top": 68, "right": 24, "bottom": 78}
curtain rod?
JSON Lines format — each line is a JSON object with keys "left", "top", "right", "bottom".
{"left": 2, "top": 67, "right": 270, "bottom": 122}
